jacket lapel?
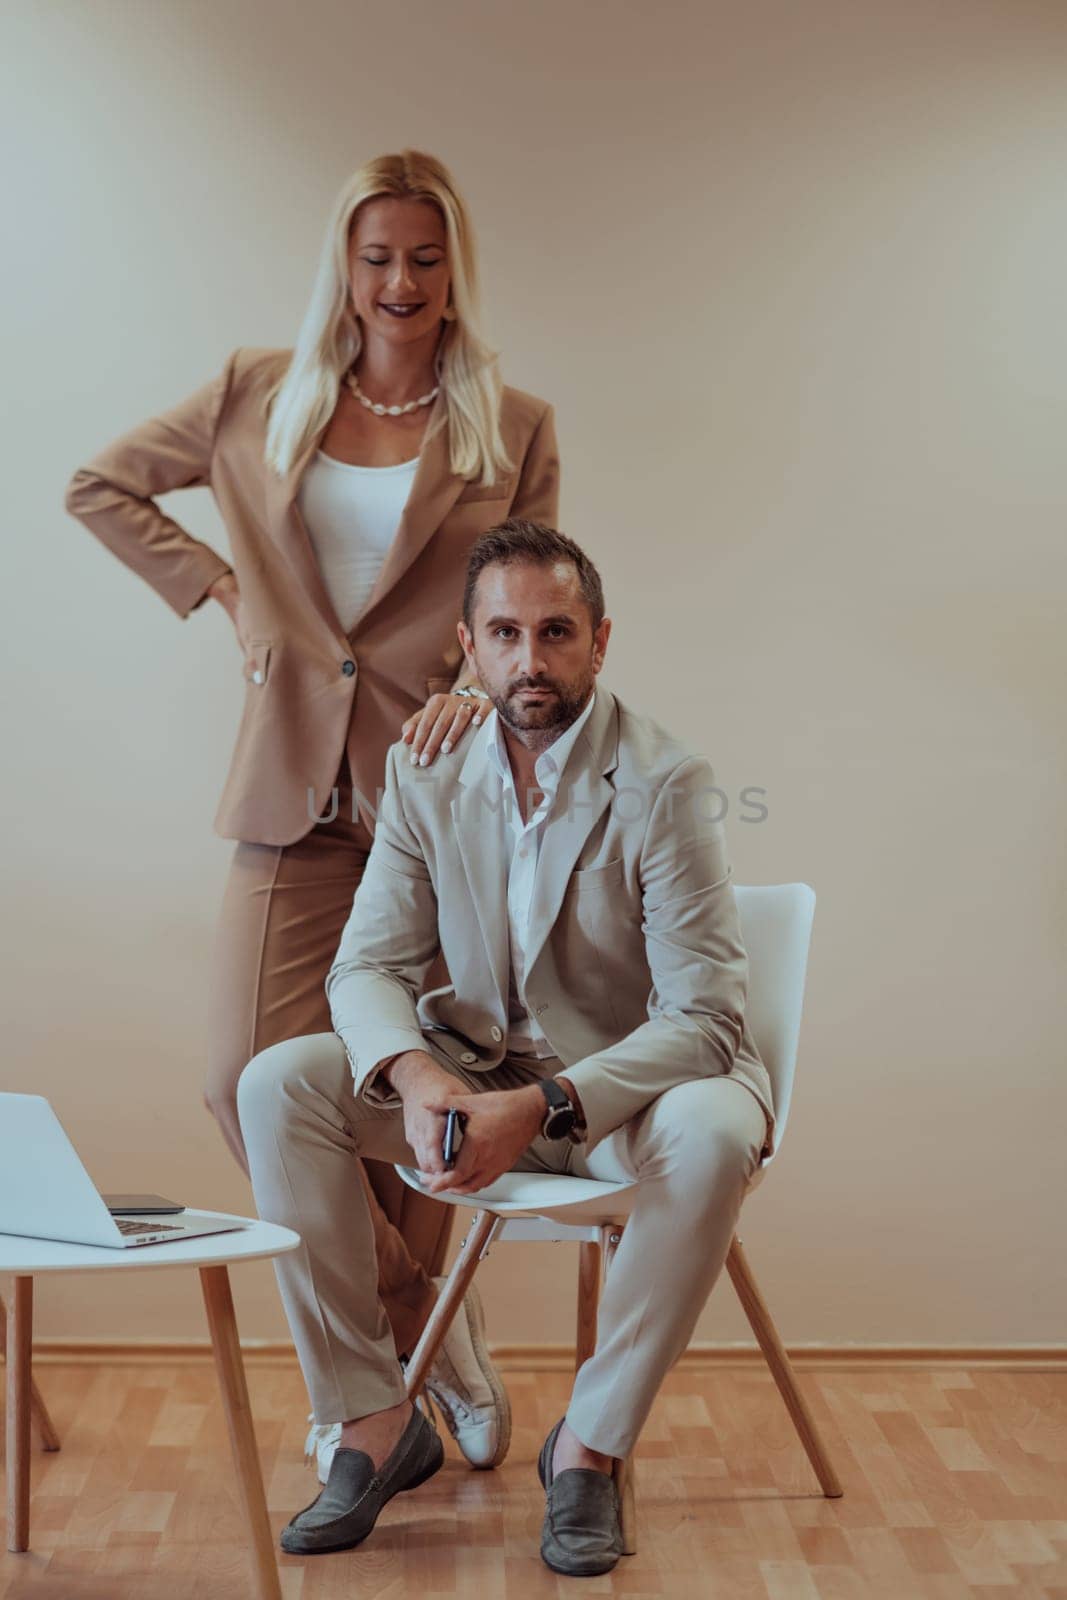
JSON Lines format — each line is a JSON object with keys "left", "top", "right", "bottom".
{"left": 448, "top": 690, "right": 621, "bottom": 1018}
{"left": 263, "top": 393, "right": 467, "bottom": 643}
{"left": 452, "top": 725, "right": 510, "bottom": 1014}
{"left": 523, "top": 691, "right": 620, "bottom": 977}
{"left": 352, "top": 400, "right": 466, "bottom": 635}
{"left": 263, "top": 412, "right": 348, "bottom": 641}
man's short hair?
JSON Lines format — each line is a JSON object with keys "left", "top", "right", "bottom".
{"left": 462, "top": 519, "right": 605, "bottom": 630}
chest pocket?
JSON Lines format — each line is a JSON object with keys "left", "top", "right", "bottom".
{"left": 563, "top": 857, "right": 626, "bottom": 896}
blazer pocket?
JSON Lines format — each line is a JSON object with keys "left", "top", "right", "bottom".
{"left": 454, "top": 475, "right": 516, "bottom": 504}
{"left": 564, "top": 857, "right": 626, "bottom": 895}
{"left": 244, "top": 639, "right": 272, "bottom": 686}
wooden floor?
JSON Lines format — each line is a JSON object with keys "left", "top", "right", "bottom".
{"left": 2, "top": 1360, "right": 1065, "bottom": 1598}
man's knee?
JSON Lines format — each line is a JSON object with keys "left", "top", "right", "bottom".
{"left": 642, "top": 1077, "right": 765, "bottom": 1190}
{"left": 236, "top": 1031, "right": 348, "bottom": 1135}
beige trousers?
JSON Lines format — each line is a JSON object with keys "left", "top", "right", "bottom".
{"left": 206, "top": 751, "right": 451, "bottom": 1358}
{"left": 238, "top": 1026, "right": 768, "bottom": 1459}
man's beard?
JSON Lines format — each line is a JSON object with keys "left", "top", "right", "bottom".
{"left": 491, "top": 672, "right": 594, "bottom": 737}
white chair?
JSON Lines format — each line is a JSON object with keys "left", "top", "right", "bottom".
{"left": 396, "top": 883, "right": 840, "bottom": 1554}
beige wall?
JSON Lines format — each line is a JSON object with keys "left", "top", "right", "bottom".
{"left": 3, "top": 0, "right": 1064, "bottom": 1351}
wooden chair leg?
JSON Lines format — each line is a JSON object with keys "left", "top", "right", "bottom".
{"left": 200, "top": 1265, "right": 282, "bottom": 1600}
{"left": 596, "top": 1224, "right": 637, "bottom": 1555}
{"left": 404, "top": 1209, "right": 500, "bottom": 1399}
{"left": 726, "top": 1235, "right": 843, "bottom": 1498}
{"left": 5, "top": 1277, "right": 33, "bottom": 1553}
{"left": 0, "top": 1290, "right": 61, "bottom": 1454}
{"left": 612, "top": 1452, "right": 637, "bottom": 1556}
{"left": 575, "top": 1240, "right": 601, "bottom": 1373}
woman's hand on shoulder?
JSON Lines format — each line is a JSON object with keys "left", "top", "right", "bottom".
{"left": 401, "top": 689, "right": 488, "bottom": 768}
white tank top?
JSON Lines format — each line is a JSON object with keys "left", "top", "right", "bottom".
{"left": 297, "top": 450, "right": 418, "bottom": 633}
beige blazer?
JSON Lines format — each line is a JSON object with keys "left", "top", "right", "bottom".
{"left": 64, "top": 348, "right": 560, "bottom": 845}
{"left": 327, "top": 689, "right": 777, "bottom": 1158}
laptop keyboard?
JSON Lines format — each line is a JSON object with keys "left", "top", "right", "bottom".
{"left": 115, "top": 1217, "right": 185, "bottom": 1236}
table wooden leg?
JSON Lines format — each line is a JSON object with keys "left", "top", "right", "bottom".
{"left": 6, "top": 1276, "right": 32, "bottom": 1553}
{"left": 199, "top": 1265, "right": 281, "bottom": 1600}
{"left": 1, "top": 1289, "right": 60, "bottom": 1453}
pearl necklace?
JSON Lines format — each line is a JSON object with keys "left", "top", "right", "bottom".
{"left": 345, "top": 369, "right": 440, "bottom": 417}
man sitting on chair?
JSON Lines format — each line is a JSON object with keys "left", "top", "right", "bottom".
{"left": 238, "top": 519, "right": 775, "bottom": 1576}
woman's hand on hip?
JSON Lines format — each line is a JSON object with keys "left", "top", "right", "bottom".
{"left": 208, "top": 572, "right": 255, "bottom": 669}
{"left": 401, "top": 690, "right": 487, "bottom": 767}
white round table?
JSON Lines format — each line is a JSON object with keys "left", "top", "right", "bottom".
{"left": 1, "top": 1211, "right": 299, "bottom": 1600}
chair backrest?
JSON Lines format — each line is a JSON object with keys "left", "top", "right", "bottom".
{"left": 733, "top": 883, "right": 816, "bottom": 1166}
{"left": 392, "top": 881, "right": 817, "bottom": 1237}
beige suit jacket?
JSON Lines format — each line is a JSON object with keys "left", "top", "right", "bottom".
{"left": 327, "top": 689, "right": 777, "bottom": 1158}
{"left": 64, "top": 349, "right": 559, "bottom": 845}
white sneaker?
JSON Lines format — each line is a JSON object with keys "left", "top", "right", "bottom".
{"left": 423, "top": 1275, "right": 511, "bottom": 1470}
{"left": 303, "top": 1278, "right": 511, "bottom": 1483}
{"left": 303, "top": 1416, "right": 341, "bottom": 1486}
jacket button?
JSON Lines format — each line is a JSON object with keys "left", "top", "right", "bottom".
{"left": 341, "top": 659, "right": 356, "bottom": 677}
{"left": 490, "top": 1025, "right": 503, "bottom": 1042}
{"left": 460, "top": 1051, "right": 477, "bottom": 1065}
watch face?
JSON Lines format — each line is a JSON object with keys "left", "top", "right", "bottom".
{"left": 543, "top": 1104, "right": 577, "bottom": 1140}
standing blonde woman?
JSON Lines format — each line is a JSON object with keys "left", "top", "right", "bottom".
{"left": 64, "top": 149, "right": 559, "bottom": 1472}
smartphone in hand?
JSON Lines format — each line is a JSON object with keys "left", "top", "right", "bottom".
{"left": 442, "top": 1109, "right": 467, "bottom": 1170}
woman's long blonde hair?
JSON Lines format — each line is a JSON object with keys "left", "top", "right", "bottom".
{"left": 264, "top": 150, "right": 513, "bottom": 486}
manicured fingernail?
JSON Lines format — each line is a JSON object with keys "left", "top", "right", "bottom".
{"left": 441, "top": 740, "right": 452, "bottom": 754}
{"left": 410, "top": 750, "right": 419, "bottom": 765}
{"left": 419, "top": 751, "right": 430, "bottom": 766}
{"left": 473, "top": 714, "right": 483, "bottom": 726}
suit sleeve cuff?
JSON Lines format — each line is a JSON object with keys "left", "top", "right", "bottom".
{"left": 337, "top": 1026, "right": 428, "bottom": 1105}
{"left": 185, "top": 558, "right": 234, "bottom": 615}
{"left": 552, "top": 1058, "right": 617, "bottom": 1149}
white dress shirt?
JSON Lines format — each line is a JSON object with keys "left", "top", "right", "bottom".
{"left": 484, "top": 690, "right": 597, "bottom": 1056}
{"left": 296, "top": 451, "right": 417, "bottom": 633}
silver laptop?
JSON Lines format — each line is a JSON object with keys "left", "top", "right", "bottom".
{"left": 0, "top": 1093, "right": 247, "bottom": 1249}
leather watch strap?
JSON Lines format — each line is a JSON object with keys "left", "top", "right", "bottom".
{"left": 538, "top": 1076, "right": 578, "bottom": 1141}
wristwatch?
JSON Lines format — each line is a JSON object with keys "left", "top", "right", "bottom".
{"left": 453, "top": 684, "right": 490, "bottom": 701}
{"left": 538, "top": 1077, "right": 580, "bottom": 1141}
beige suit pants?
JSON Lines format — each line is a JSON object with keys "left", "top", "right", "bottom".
{"left": 237, "top": 1029, "right": 768, "bottom": 1459}
{"left": 207, "top": 751, "right": 450, "bottom": 1358}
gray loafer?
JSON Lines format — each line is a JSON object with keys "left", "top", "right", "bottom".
{"left": 537, "top": 1417, "right": 623, "bottom": 1577}
{"left": 281, "top": 1405, "right": 443, "bottom": 1555}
